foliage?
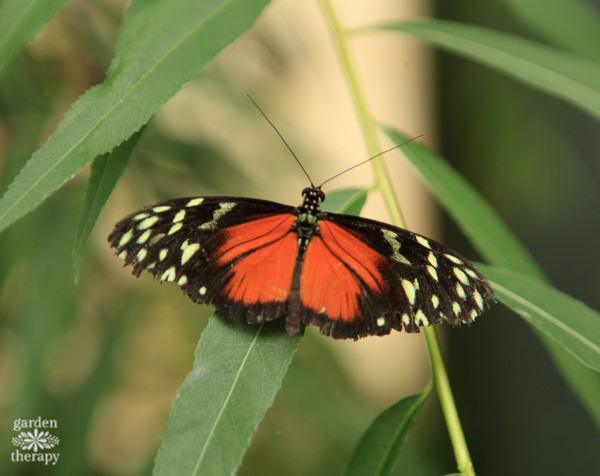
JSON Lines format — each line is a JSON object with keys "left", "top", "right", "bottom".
{"left": 0, "top": 0, "right": 598, "bottom": 475}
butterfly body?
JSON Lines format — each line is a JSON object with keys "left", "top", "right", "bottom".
{"left": 109, "top": 186, "right": 494, "bottom": 339}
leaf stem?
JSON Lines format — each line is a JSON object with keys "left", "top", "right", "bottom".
{"left": 317, "top": 0, "right": 406, "bottom": 229}
{"left": 317, "top": 1, "right": 475, "bottom": 475}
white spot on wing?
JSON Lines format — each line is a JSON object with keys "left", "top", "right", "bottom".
{"left": 416, "top": 236, "right": 431, "bottom": 249}
{"left": 159, "top": 249, "right": 168, "bottom": 261}
{"left": 465, "top": 268, "right": 479, "bottom": 280}
{"left": 138, "top": 216, "right": 159, "bottom": 230}
{"left": 402, "top": 279, "right": 416, "bottom": 305}
{"left": 402, "top": 314, "right": 410, "bottom": 326}
{"left": 377, "top": 317, "right": 386, "bottom": 327}
{"left": 168, "top": 223, "right": 183, "bottom": 235}
{"left": 456, "top": 283, "right": 466, "bottom": 299}
{"left": 431, "top": 295, "right": 439, "bottom": 309}
{"left": 173, "top": 209, "right": 186, "bottom": 223}
{"left": 199, "top": 286, "right": 207, "bottom": 296}
{"left": 452, "top": 302, "right": 461, "bottom": 316}
{"left": 118, "top": 250, "right": 127, "bottom": 260}
{"left": 133, "top": 213, "right": 149, "bottom": 221}
{"left": 381, "top": 229, "right": 411, "bottom": 265}
{"left": 153, "top": 205, "right": 171, "bottom": 213}
{"left": 137, "top": 248, "right": 147, "bottom": 262}
{"left": 186, "top": 198, "right": 204, "bottom": 207}
{"left": 161, "top": 267, "right": 176, "bottom": 282}
{"left": 200, "top": 202, "right": 236, "bottom": 230}
{"left": 453, "top": 267, "right": 469, "bottom": 285}
{"left": 428, "top": 252, "right": 438, "bottom": 267}
{"left": 415, "top": 309, "right": 429, "bottom": 326}
{"left": 118, "top": 229, "right": 133, "bottom": 248}
{"left": 427, "top": 265, "right": 438, "bottom": 281}
{"left": 181, "top": 242, "right": 200, "bottom": 265}
{"left": 137, "top": 230, "right": 151, "bottom": 244}
{"left": 474, "top": 289, "right": 484, "bottom": 310}
{"left": 178, "top": 275, "right": 188, "bottom": 286}
{"left": 445, "top": 254, "right": 463, "bottom": 264}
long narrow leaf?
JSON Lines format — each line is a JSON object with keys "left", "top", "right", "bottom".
{"left": 72, "top": 129, "right": 143, "bottom": 280}
{"left": 372, "top": 20, "right": 600, "bottom": 121}
{"left": 504, "top": 0, "right": 600, "bottom": 61}
{"left": 153, "top": 187, "right": 359, "bottom": 475}
{"left": 480, "top": 264, "right": 600, "bottom": 372}
{"left": 343, "top": 387, "right": 432, "bottom": 476}
{"left": 0, "top": 0, "right": 271, "bottom": 235}
{"left": 153, "top": 318, "right": 299, "bottom": 476}
{"left": 0, "top": 0, "right": 69, "bottom": 74}
{"left": 383, "top": 127, "right": 600, "bottom": 426}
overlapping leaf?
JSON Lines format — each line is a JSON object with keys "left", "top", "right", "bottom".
{"left": 480, "top": 264, "right": 600, "bottom": 372}
{"left": 342, "top": 388, "right": 432, "bottom": 476}
{"left": 0, "top": 0, "right": 69, "bottom": 74}
{"left": 384, "top": 126, "right": 600, "bottom": 427}
{"left": 153, "top": 187, "right": 365, "bottom": 475}
{"left": 504, "top": 0, "right": 600, "bottom": 61}
{"left": 372, "top": 20, "right": 600, "bottom": 120}
{"left": 72, "top": 129, "right": 144, "bottom": 280}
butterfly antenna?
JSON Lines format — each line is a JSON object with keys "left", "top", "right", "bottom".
{"left": 246, "top": 95, "right": 315, "bottom": 187}
{"left": 318, "top": 135, "right": 424, "bottom": 188}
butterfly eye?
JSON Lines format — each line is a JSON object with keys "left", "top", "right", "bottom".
{"left": 301, "top": 187, "right": 311, "bottom": 196}
{"left": 318, "top": 189, "right": 326, "bottom": 201}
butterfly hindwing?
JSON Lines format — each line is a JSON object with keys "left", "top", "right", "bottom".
{"left": 108, "top": 196, "right": 296, "bottom": 323}
{"left": 299, "top": 212, "right": 494, "bottom": 339}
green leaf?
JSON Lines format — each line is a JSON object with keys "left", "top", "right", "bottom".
{"left": 72, "top": 129, "right": 143, "bottom": 281}
{"left": 153, "top": 318, "right": 300, "bottom": 476}
{"left": 322, "top": 187, "right": 368, "bottom": 215}
{"left": 383, "top": 126, "right": 600, "bottom": 428}
{"left": 0, "top": 0, "right": 271, "bottom": 235}
{"left": 372, "top": 20, "right": 600, "bottom": 121}
{"left": 503, "top": 0, "right": 600, "bottom": 62}
{"left": 480, "top": 264, "right": 600, "bottom": 372}
{"left": 343, "top": 386, "right": 432, "bottom": 476}
{"left": 383, "top": 128, "right": 543, "bottom": 278}
{"left": 0, "top": 0, "right": 69, "bottom": 74}
{"left": 153, "top": 184, "right": 364, "bottom": 475}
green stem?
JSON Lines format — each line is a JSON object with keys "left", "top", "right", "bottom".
{"left": 317, "top": 0, "right": 406, "bottom": 228}
{"left": 317, "top": 2, "right": 475, "bottom": 475}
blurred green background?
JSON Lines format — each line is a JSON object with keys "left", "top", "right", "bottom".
{"left": 0, "top": 1, "right": 599, "bottom": 475}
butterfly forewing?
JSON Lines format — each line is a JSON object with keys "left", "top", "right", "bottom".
{"left": 108, "top": 196, "right": 297, "bottom": 322}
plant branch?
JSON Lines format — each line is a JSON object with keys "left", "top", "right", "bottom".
{"left": 317, "top": 0, "right": 406, "bottom": 228}
{"left": 317, "top": 1, "right": 475, "bottom": 475}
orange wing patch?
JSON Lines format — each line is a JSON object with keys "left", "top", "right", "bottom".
{"left": 217, "top": 214, "right": 297, "bottom": 304}
{"left": 300, "top": 221, "right": 385, "bottom": 321}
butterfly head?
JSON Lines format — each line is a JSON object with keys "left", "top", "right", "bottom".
{"left": 300, "top": 186, "right": 325, "bottom": 209}
{"left": 296, "top": 187, "right": 325, "bottom": 231}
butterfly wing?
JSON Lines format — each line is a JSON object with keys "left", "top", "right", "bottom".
{"left": 298, "top": 212, "right": 495, "bottom": 339}
{"left": 108, "top": 196, "right": 298, "bottom": 323}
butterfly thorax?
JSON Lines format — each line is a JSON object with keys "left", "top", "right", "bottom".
{"left": 293, "top": 187, "right": 325, "bottom": 246}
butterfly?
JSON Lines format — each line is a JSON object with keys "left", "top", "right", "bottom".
{"left": 108, "top": 185, "right": 496, "bottom": 340}
{"left": 108, "top": 100, "right": 494, "bottom": 340}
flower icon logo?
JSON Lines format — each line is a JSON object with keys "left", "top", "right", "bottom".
{"left": 12, "top": 429, "right": 59, "bottom": 452}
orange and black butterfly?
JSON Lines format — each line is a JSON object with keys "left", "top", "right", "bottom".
{"left": 108, "top": 101, "right": 494, "bottom": 340}
{"left": 108, "top": 186, "right": 494, "bottom": 339}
